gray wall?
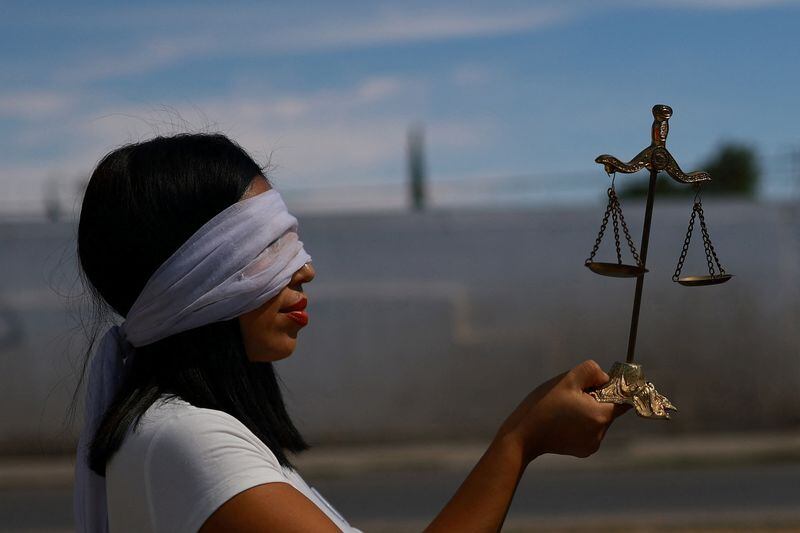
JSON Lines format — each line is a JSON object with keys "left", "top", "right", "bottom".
{"left": 1, "top": 199, "right": 798, "bottom": 453}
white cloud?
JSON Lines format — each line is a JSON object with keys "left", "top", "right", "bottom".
{"left": 277, "top": 6, "right": 569, "bottom": 49}
{"left": 356, "top": 77, "right": 406, "bottom": 103}
{"left": 0, "top": 91, "right": 77, "bottom": 120}
{"left": 270, "top": 98, "right": 312, "bottom": 121}
{"left": 451, "top": 64, "right": 493, "bottom": 87}
{"left": 0, "top": 74, "right": 494, "bottom": 215}
{"left": 56, "top": 37, "right": 217, "bottom": 83}
{"left": 19, "top": 1, "right": 800, "bottom": 83}
{"left": 53, "top": 5, "right": 571, "bottom": 82}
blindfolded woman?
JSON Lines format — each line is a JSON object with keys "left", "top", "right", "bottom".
{"left": 73, "top": 133, "right": 626, "bottom": 533}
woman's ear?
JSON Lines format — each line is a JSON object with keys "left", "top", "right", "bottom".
{"left": 241, "top": 175, "right": 270, "bottom": 200}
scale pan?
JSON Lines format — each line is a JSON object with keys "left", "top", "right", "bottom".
{"left": 586, "top": 262, "right": 647, "bottom": 278}
{"left": 677, "top": 274, "right": 733, "bottom": 286}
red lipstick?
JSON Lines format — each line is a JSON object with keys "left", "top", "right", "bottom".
{"left": 281, "top": 297, "right": 308, "bottom": 326}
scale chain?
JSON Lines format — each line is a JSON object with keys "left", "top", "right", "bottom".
{"left": 610, "top": 192, "right": 623, "bottom": 264}
{"left": 614, "top": 194, "right": 642, "bottom": 266}
{"left": 701, "top": 222, "right": 716, "bottom": 276}
{"left": 672, "top": 203, "right": 697, "bottom": 281}
{"left": 697, "top": 202, "right": 726, "bottom": 276}
{"left": 585, "top": 187, "right": 614, "bottom": 264}
{"left": 586, "top": 185, "right": 643, "bottom": 267}
{"left": 672, "top": 200, "right": 727, "bottom": 281}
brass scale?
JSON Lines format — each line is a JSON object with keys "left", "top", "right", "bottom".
{"left": 585, "top": 104, "right": 732, "bottom": 419}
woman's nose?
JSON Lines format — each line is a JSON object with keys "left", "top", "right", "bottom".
{"left": 291, "top": 262, "right": 315, "bottom": 287}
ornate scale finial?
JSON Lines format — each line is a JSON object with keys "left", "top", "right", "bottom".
{"left": 595, "top": 104, "right": 710, "bottom": 183}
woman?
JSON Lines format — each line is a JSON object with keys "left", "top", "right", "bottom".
{"left": 73, "top": 133, "right": 627, "bottom": 533}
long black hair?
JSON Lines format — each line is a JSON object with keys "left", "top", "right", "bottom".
{"left": 73, "top": 133, "right": 310, "bottom": 476}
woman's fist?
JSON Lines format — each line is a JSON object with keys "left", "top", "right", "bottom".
{"left": 496, "top": 360, "right": 629, "bottom": 465}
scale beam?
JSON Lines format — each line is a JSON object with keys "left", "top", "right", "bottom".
{"left": 595, "top": 105, "right": 711, "bottom": 184}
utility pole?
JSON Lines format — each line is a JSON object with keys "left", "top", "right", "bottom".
{"left": 407, "top": 123, "right": 427, "bottom": 211}
{"left": 43, "top": 177, "right": 62, "bottom": 222}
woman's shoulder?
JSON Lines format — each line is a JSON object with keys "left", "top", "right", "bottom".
{"left": 116, "top": 394, "right": 288, "bottom": 474}
{"left": 137, "top": 393, "right": 234, "bottom": 430}
{"left": 129, "top": 394, "right": 229, "bottom": 441}
{"left": 131, "top": 394, "right": 278, "bottom": 463}
{"left": 108, "top": 394, "right": 296, "bottom": 533}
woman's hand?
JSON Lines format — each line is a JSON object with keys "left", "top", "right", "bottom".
{"left": 496, "top": 359, "right": 629, "bottom": 465}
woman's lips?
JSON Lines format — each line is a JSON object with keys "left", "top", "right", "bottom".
{"left": 281, "top": 296, "right": 308, "bottom": 326}
{"left": 280, "top": 296, "right": 307, "bottom": 312}
{"left": 286, "top": 310, "right": 309, "bottom": 326}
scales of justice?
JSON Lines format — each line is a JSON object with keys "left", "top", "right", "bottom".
{"left": 584, "top": 104, "right": 732, "bottom": 420}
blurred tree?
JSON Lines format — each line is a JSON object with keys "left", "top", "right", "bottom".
{"left": 621, "top": 142, "right": 759, "bottom": 198}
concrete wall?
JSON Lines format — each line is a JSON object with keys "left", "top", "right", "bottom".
{"left": 1, "top": 199, "right": 798, "bottom": 453}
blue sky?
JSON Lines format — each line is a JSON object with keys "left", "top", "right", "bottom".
{"left": 2, "top": 0, "right": 799, "bottom": 215}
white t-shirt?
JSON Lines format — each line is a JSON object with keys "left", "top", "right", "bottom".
{"left": 106, "top": 394, "right": 363, "bottom": 532}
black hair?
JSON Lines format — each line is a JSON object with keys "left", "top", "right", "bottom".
{"left": 73, "top": 133, "right": 310, "bottom": 475}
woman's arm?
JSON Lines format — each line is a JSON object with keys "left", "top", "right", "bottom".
{"left": 424, "top": 432, "right": 526, "bottom": 532}
{"left": 425, "top": 360, "right": 628, "bottom": 532}
{"left": 201, "top": 360, "right": 625, "bottom": 533}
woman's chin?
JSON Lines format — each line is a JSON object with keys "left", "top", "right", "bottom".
{"left": 246, "top": 336, "right": 297, "bottom": 362}
{"left": 273, "top": 342, "right": 296, "bottom": 361}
